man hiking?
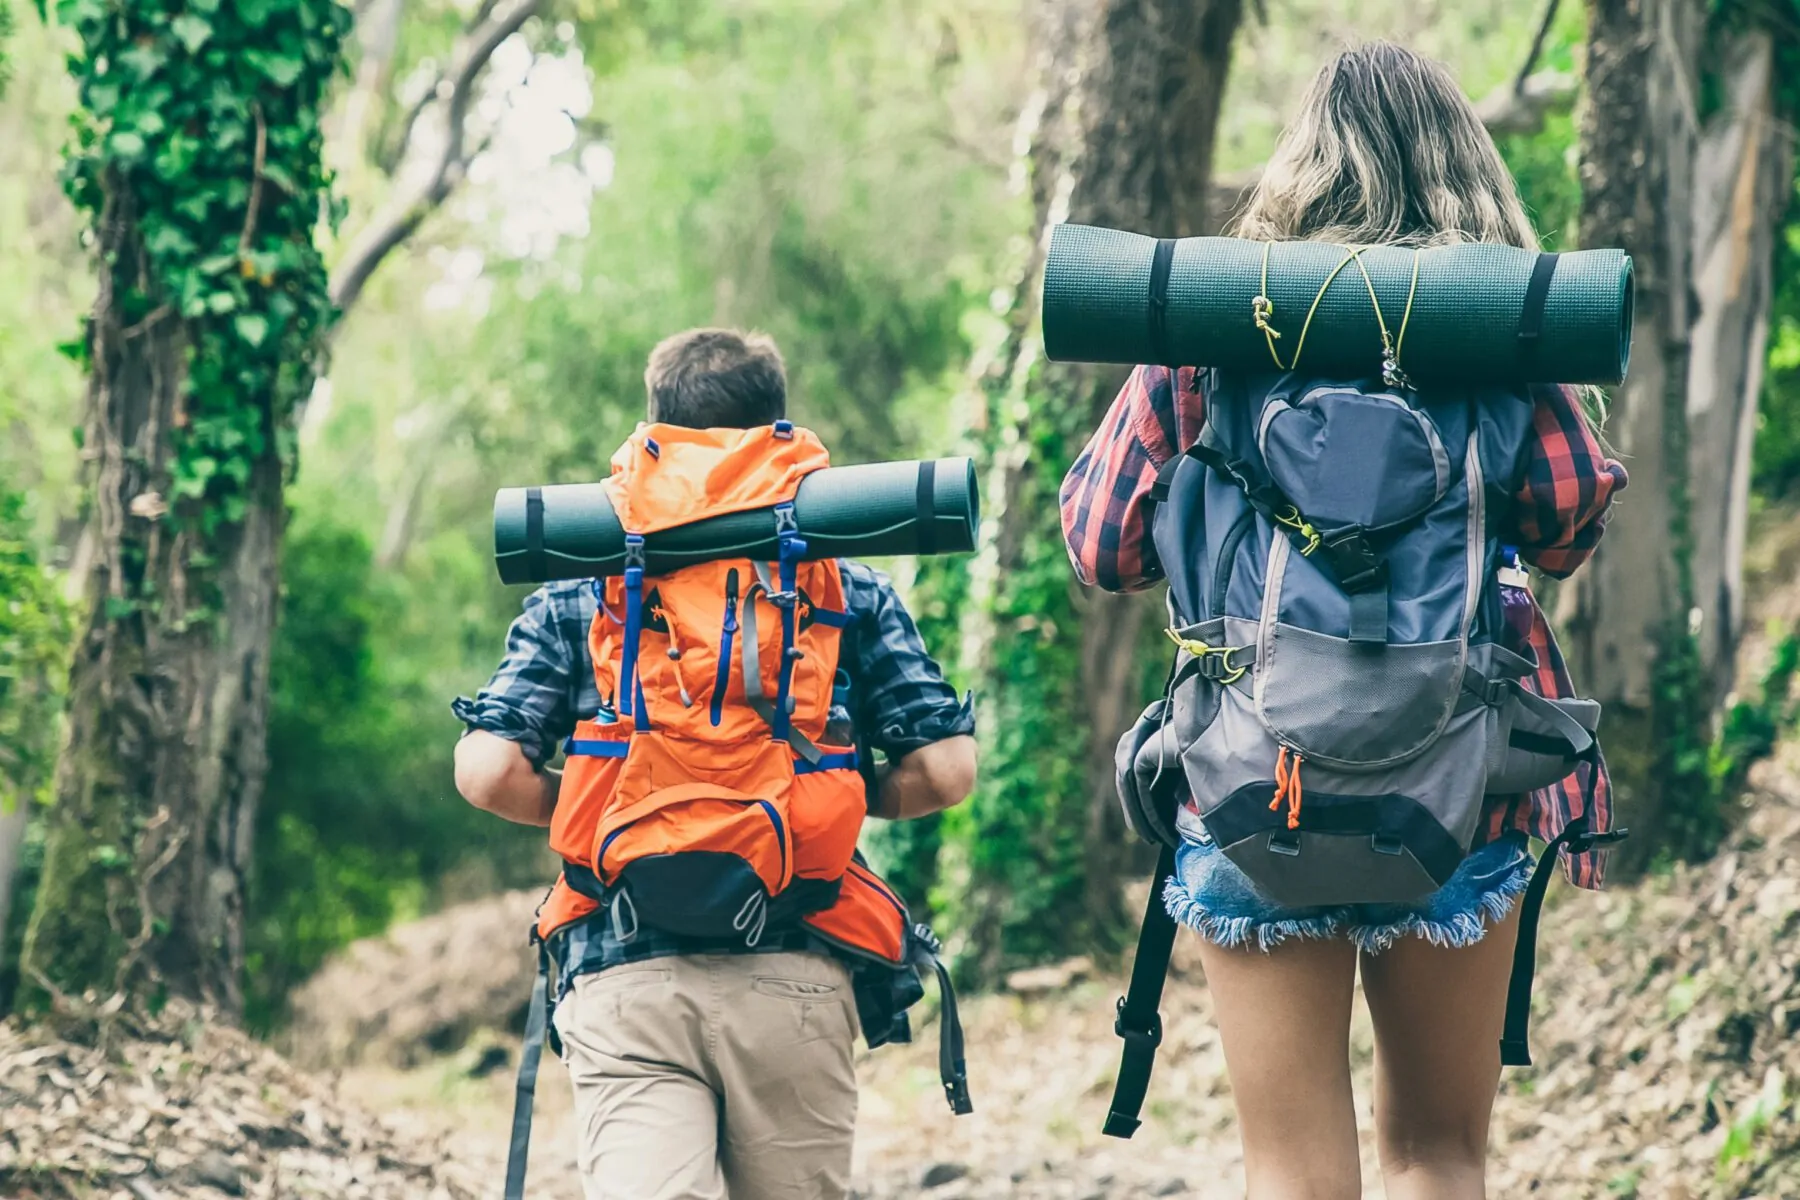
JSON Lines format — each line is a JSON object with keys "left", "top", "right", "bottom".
{"left": 454, "top": 327, "right": 977, "bottom": 1200}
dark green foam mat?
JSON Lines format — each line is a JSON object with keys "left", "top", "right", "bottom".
{"left": 494, "top": 457, "right": 980, "bottom": 584}
{"left": 1042, "top": 224, "right": 1633, "bottom": 386}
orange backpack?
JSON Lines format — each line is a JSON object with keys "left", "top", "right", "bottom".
{"left": 531, "top": 422, "right": 959, "bottom": 1049}
{"left": 504, "top": 421, "right": 969, "bottom": 1200}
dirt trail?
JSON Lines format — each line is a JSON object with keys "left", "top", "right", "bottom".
{"left": 313, "top": 743, "right": 1800, "bottom": 1198}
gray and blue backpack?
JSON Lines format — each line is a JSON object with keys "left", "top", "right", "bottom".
{"left": 1102, "top": 369, "right": 1625, "bottom": 1138}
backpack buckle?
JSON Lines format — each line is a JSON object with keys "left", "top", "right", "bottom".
{"left": 1267, "top": 832, "right": 1301, "bottom": 856}
{"left": 1321, "top": 530, "right": 1384, "bottom": 592}
{"left": 1113, "top": 996, "right": 1162, "bottom": 1048}
{"left": 623, "top": 534, "right": 647, "bottom": 574}
{"left": 1371, "top": 834, "right": 1405, "bottom": 856}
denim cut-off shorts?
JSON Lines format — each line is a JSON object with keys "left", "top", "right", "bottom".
{"left": 1164, "top": 829, "right": 1534, "bottom": 954}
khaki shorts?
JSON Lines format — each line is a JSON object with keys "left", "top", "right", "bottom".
{"left": 553, "top": 950, "right": 860, "bottom": 1200}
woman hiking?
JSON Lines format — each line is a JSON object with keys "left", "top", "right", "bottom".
{"left": 1060, "top": 42, "right": 1627, "bottom": 1200}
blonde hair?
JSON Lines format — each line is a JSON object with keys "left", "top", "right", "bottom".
{"left": 1233, "top": 42, "right": 1610, "bottom": 431}
{"left": 1232, "top": 42, "right": 1540, "bottom": 251}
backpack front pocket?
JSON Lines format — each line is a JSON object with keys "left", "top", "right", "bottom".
{"left": 596, "top": 786, "right": 795, "bottom": 940}
{"left": 1257, "top": 385, "right": 1450, "bottom": 533}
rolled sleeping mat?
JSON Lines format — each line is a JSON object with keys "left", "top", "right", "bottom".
{"left": 1041, "top": 224, "right": 1634, "bottom": 386}
{"left": 494, "top": 458, "right": 980, "bottom": 584}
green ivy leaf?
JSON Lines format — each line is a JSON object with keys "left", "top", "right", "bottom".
{"left": 234, "top": 313, "right": 270, "bottom": 347}
{"left": 248, "top": 51, "right": 305, "bottom": 87}
{"left": 206, "top": 290, "right": 238, "bottom": 314}
{"left": 117, "top": 43, "right": 167, "bottom": 79}
{"left": 170, "top": 14, "right": 212, "bottom": 53}
{"left": 107, "top": 130, "right": 148, "bottom": 160}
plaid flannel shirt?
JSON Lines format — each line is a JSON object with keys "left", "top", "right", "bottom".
{"left": 453, "top": 561, "right": 974, "bottom": 995}
{"left": 1060, "top": 365, "right": 1628, "bottom": 888}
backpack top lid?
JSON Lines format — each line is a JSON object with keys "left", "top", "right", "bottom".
{"left": 603, "top": 421, "right": 831, "bottom": 536}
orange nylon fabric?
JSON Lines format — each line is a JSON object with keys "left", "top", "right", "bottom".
{"left": 537, "top": 877, "right": 600, "bottom": 940}
{"left": 602, "top": 423, "right": 831, "bottom": 534}
{"left": 803, "top": 862, "right": 910, "bottom": 965}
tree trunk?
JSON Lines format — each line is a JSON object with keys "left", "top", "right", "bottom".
{"left": 1569, "top": 2, "right": 1788, "bottom": 867}
{"left": 21, "top": 0, "right": 343, "bottom": 1013}
{"left": 946, "top": 0, "right": 1242, "bottom": 978}
{"left": 21, "top": 192, "right": 285, "bottom": 1011}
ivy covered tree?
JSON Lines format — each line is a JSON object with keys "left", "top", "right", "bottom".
{"left": 931, "top": 0, "right": 1245, "bottom": 981}
{"left": 21, "top": 0, "right": 348, "bottom": 1012}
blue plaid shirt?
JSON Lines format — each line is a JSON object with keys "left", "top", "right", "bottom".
{"left": 453, "top": 560, "right": 974, "bottom": 998}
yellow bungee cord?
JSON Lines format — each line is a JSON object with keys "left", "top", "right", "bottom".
{"left": 1252, "top": 241, "right": 1424, "bottom": 389}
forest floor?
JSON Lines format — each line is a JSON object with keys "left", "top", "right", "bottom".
{"left": 6, "top": 745, "right": 1800, "bottom": 1199}
{"left": 308, "top": 738, "right": 1800, "bottom": 1200}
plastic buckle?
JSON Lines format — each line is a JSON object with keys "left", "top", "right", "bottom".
{"left": 1484, "top": 677, "right": 1511, "bottom": 706}
{"left": 1371, "top": 834, "right": 1405, "bottom": 856}
{"left": 773, "top": 419, "right": 795, "bottom": 439}
{"left": 912, "top": 923, "right": 943, "bottom": 956}
{"left": 623, "top": 533, "right": 647, "bottom": 574}
{"left": 1113, "top": 996, "right": 1163, "bottom": 1048}
{"left": 1268, "top": 832, "right": 1302, "bottom": 857}
{"left": 1571, "top": 827, "right": 1630, "bottom": 854}
{"left": 773, "top": 502, "right": 800, "bottom": 538}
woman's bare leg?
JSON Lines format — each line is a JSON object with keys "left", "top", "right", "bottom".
{"left": 1197, "top": 935, "right": 1362, "bottom": 1200}
{"left": 1357, "top": 908, "right": 1520, "bottom": 1200}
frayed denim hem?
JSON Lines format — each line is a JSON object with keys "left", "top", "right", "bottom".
{"left": 1346, "top": 854, "right": 1532, "bottom": 954}
{"left": 1162, "top": 834, "right": 1534, "bottom": 954}
{"left": 1162, "top": 875, "right": 1346, "bottom": 951}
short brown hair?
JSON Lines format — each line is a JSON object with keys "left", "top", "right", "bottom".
{"left": 644, "top": 328, "right": 787, "bottom": 429}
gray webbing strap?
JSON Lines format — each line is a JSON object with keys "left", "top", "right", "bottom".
{"left": 741, "top": 565, "right": 823, "bottom": 765}
{"left": 1348, "top": 587, "right": 1388, "bottom": 645}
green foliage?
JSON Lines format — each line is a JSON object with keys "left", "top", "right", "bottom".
{"left": 1754, "top": 173, "right": 1800, "bottom": 499}
{"left": 1710, "top": 630, "right": 1800, "bottom": 795}
{"left": 0, "top": 460, "right": 69, "bottom": 816}
{"left": 0, "top": 486, "right": 67, "bottom": 1014}
{"left": 1497, "top": 110, "right": 1581, "bottom": 250}
{"left": 1717, "top": 1067, "right": 1788, "bottom": 1177}
{"left": 934, "top": 363, "right": 1123, "bottom": 983}
{"left": 50, "top": 0, "right": 347, "bottom": 541}
{"left": 247, "top": 512, "right": 543, "bottom": 1031}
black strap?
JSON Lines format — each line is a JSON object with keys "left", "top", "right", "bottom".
{"left": 504, "top": 940, "right": 553, "bottom": 1200}
{"left": 1103, "top": 844, "right": 1179, "bottom": 1138}
{"left": 1147, "top": 238, "right": 1178, "bottom": 366}
{"left": 524, "top": 487, "right": 547, "bottom": 583}
{"left": 927, "top": 953, "right": 973, "bottom": 1114}
{"left": 1499, "top": 804, "right": 1627, "bottom": 1067}
{"left": 916, "top": 459, "right": 938, "bottom": 556}
{"left": 1517, "top": 253, "right": 1560, "bottom": 347}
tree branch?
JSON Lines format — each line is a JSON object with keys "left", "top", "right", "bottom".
{"left": 1205, "top": 69, "right": 1580, "bottom": 231}
{"left": 329, "top": 0, "right": 543, "bottom": 315}
{"left": 1515, "top": 0, "right": 1562, "bottom": 96}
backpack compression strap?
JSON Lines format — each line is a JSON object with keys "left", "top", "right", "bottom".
{"left": 504, "top": 937, "right": 557, "bottom": 1200}
{"left": 1499, "top": 796, "right": 1628, "bottom": 1067}
{"left": 1102, "top": 843, "right": 1180, "bottom": 1139}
